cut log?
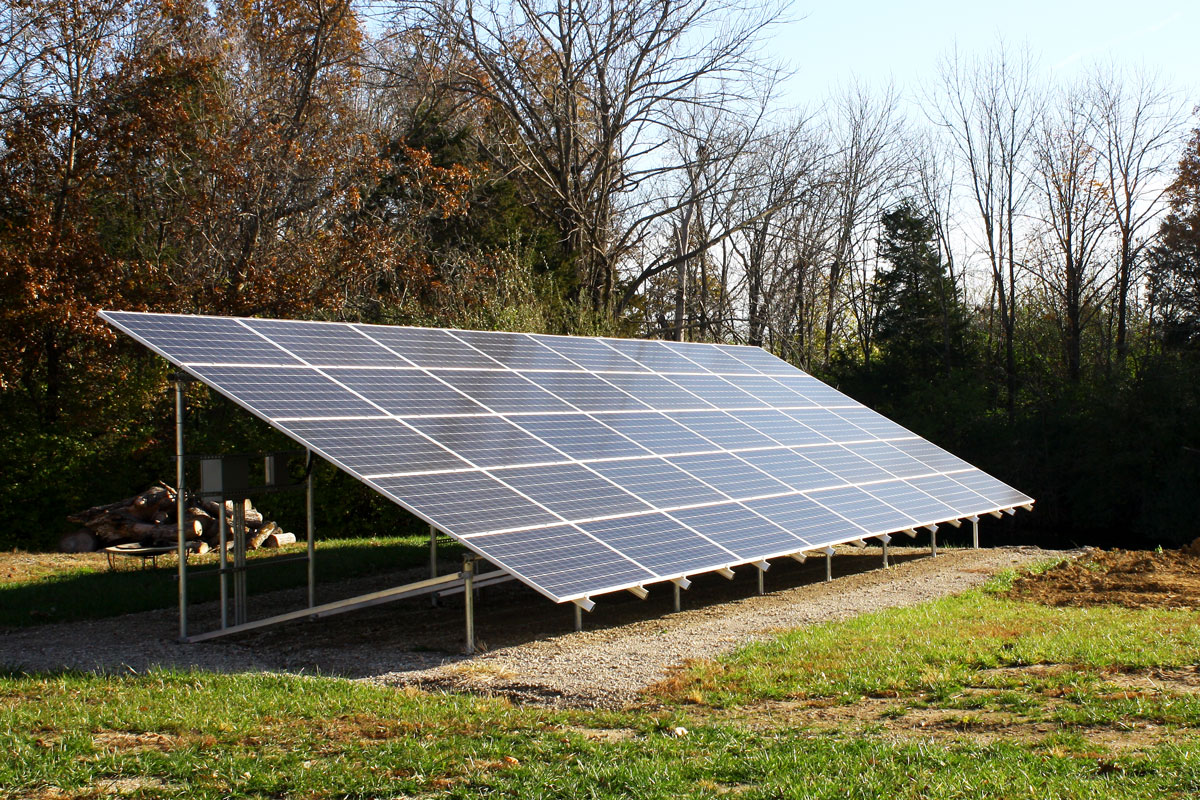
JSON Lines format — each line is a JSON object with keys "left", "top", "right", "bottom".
{"left": 248, "top": 521, "right": 277, "bottom": 550}
{"left": 59, "top": 529, "right": 99, "bottom": 553}
{"left": 129, "top": 486, "right": 170, "bottom": 520}
{"left": 129, "top": 519, "right": 203, "bottom": 542}
{"left": 262, "top": 531, "right": 296, "bottom": 548}
{"left": 66, "top": 498, "right": 130, "bottom": 524}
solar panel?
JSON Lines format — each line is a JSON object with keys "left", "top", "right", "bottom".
{"left": 101, "top": 310, "right": 1034, "bottom": 604}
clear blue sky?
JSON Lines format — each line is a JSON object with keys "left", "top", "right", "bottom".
{"left": 768, "top": 0, "right": 1199, "bottom": 109}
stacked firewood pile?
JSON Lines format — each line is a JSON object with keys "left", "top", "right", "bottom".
{"left": 61, "top": 483, "right": 295, "bottom": 553}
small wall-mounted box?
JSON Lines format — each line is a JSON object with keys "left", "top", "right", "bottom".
{"left": 263, "top": 453, "right": 291, "bottom": 487}
{"left": 200, "top": 455, "right": 250, "bottom": 498}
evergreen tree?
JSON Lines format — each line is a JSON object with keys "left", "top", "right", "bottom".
{"left": 871, "top": 201, "right": 971, "bottom": 380}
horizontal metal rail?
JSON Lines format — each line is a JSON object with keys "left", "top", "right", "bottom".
{"left": 184, "top": 571, "right": 466, "bottom": 643}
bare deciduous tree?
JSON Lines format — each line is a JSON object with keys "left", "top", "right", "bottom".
{"left": 929, "top": 45, "right": 1038, "bottom": 415}
{"left": 1089, "top": 64, "right": 1188, "bottom": 362}
{"left": 1030, "top": 83, "right": 1114, "bottom": 382}
{"left": 416, "top": 0, "right": 783, "bottom": 309}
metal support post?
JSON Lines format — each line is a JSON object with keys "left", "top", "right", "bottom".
{"left": 756, "top": 566, "right": 765, "bottom": 595}
{"left": 306, "top": 454, "right": 316, "bottom": 609}
{"left": 825, "top": 546, "right": 834, "bottom": 582}
{"left": 463, "top": 557, "right": 475, "bottom": 655}
{"left": 232, "top": 500, "right": 247, "bottom": 626}
{"left": 972, "top": 517, "right": 979, "bottom": 549}
{"left": 573, "top": 602, "right": 582, "bottom": 632}
{"left": 673, "top": 582, "right": 681, "bottom": 612}
{"left": 429, "top": 525, "right": 440, "bottom": 607}
{"left": 881, "top": 534, "right": 891, "bottom": 568}
{"left": 217, "top": 495, "right": 229, "bottom": 629}
{"left": 174, "top": 380, "right": 188, "bottom": 642}
{"left": 930, "top": 527, "right": 938, "bottom": 558}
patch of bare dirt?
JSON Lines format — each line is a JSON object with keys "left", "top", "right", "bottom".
{"left": 1007, "top": 544, "right": 1200, "bottom": 610}
{"left": 693, "top": 690, "right": 1181, "bottom": 753}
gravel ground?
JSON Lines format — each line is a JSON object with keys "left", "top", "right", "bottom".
{"left": 0, "top": 545, "right": 1053, "bottom": 708}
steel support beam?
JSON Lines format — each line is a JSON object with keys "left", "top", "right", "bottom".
{"left": 463, "top": 557, "right": 475, "bottom": 655}
{"left": 306, "top": 456, "right": 315, "bottom": 609}
{"left": 429, "top": 524, "right": 439, "bottom": 607}
{"left": 174, "top": 379, "right": 187, "bottom": 642}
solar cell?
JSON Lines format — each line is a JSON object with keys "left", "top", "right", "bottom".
{"left": 806, "top": 485, "right": 915, "bottom": 535}
{"left": 245, "top": 319, "right": 411, "bottom": 367}
{"left": 403, "top": 416, "right": 567, "bottom": 468}
{"left": 492, "top": 463, "right": 651, "bottom": 519}
{"left": 532, "top": 335, "right": 648, "bottom": 372}
{"left": 101, "top": 309, "right": 1034, "bottom": 607}
{"left": 188, "top": 365, "right": 382, "bottom": 419}
{"left": 715, "top": 344, "right": 793, "bottom": 374}
{"left": 324, "top": 368, "right": 487, "bottom": 417}
{"left": 592, "top": 411, "right": 718, "bottom": 454}
{"left": 581, "top": 513, "right": 734, "bottom": 575}
{"left": 279, "top": 418, "right": 471, "bottom": 476}
{"left": 600, "top": 338, "right": 709, "bottom": 373}
{"left": 864, "top": 480, "right": 958, "bottom": 527}
{"left": 669, "top": 503, "right": 808, "bottom": 557}
{"left": 357, "top": 325, "right": 500, "bottom": 369}
{"left": 597, "top": 373, "right": 713, "bottom": 410}
{"left": 106, "top": 312, "right": 300, "bottom": 365}
{"left": 843, "top": 441, "right": 935, "bottom": 479}
{"left": 371, "top": 471, "right": 560, "bottom": 534}
{"left": 735, "top": 448, "right": 846, "bottom": 492}
{"left": 660, "top": 341, "right": 761, "bottom": 374}
{"left": 720, "top": 375, "right": 816, "bottom": 408}
{"left": 730, "top": 409, "right": 830, "bottom": 447}
{"left": 769, "top": 373, "right": 859, "bottom": 406}
{"left": 586, "top": 458, "right": 728, "bottom": 507}
{"left": 450, "top": 329, "right": 582, "bottom": 371}
{"left": 801, "top": 444, "right": 897, "bottom": 484}
{"left": 783, "top": 407, "right": 876, "bottom": 442}
{"left": 950, "top": 470, "right": 1032, "bottom": 509}
{"left": 666, "top": 410, "right": 781, "bottom": 450}
{"left": 893, "top": 439, "right": 976, "bottom": 472}
{"left": 906, "top": 474, "right": 993, "bottom": 516}
{"left": 504, "top": 414, "right": 651, "bottom": 460}
{"left": 666, "top": 452, "right": 790, "bottom": 499}
{"left": 518, "top": 370, "right": 649, "bottom": 412}
{"left": 832, "top": 405, "right": 918, "bottom": 440}
{"left": 430, "top": 369, "right": 574, "bottom": 414}
{"left": 464, "top": 525, "right": 655, "bottom": 600}
{"left": 744, "top": 494, "right": 867, "bottom": 545}
{"left": 661, "top": 374, "right": 767, "bottom": 408}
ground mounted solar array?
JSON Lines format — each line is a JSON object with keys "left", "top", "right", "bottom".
{"left": 101, "top": 311, "right": 1034, "bottom": 604}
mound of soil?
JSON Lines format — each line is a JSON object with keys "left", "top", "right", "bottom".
{"left": 1008, "top": 544, "right": 1200, "bottom": 610}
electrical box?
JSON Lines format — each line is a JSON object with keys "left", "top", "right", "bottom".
{"left": 200, "top": 455, "right": 250, "bottom": 498}
{"left": 264, "top": 453, "right": 290, "bottom": 487}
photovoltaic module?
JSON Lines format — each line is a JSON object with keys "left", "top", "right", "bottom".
{"left": 101, "top": 311, "right": 1034, "bottom": 603}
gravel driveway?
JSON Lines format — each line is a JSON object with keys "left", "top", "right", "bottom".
{"left": 0, "top": 545, "right": 1052, "bottom": 707}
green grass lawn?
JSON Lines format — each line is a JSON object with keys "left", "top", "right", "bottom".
{"left": 3, "top": 566, "right": 1200, "bottom": 798}
{"left": 0, "top": 535, "right": 464, "bottom": 628}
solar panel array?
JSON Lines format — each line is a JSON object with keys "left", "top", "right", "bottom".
{"left": 101, "top": 311, "right": 1034, "bottom": 603}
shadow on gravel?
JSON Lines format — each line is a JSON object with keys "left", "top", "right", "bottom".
{"left": 236, "top": 547, "right": 935, "bottom": 677}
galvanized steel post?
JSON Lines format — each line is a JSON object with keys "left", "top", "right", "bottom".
{"left": 175, "top": 379, "right": 187, "bottom": 642}
{"left": 306, "top": 454, "right": 315, "bottom": 609}
{"left": 463, "top": 557, "right": 475, "bottom": 654}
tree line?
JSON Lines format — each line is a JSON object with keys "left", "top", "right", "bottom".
{"left": 2, "top": 0, "right": 1198, "bottom": 549}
